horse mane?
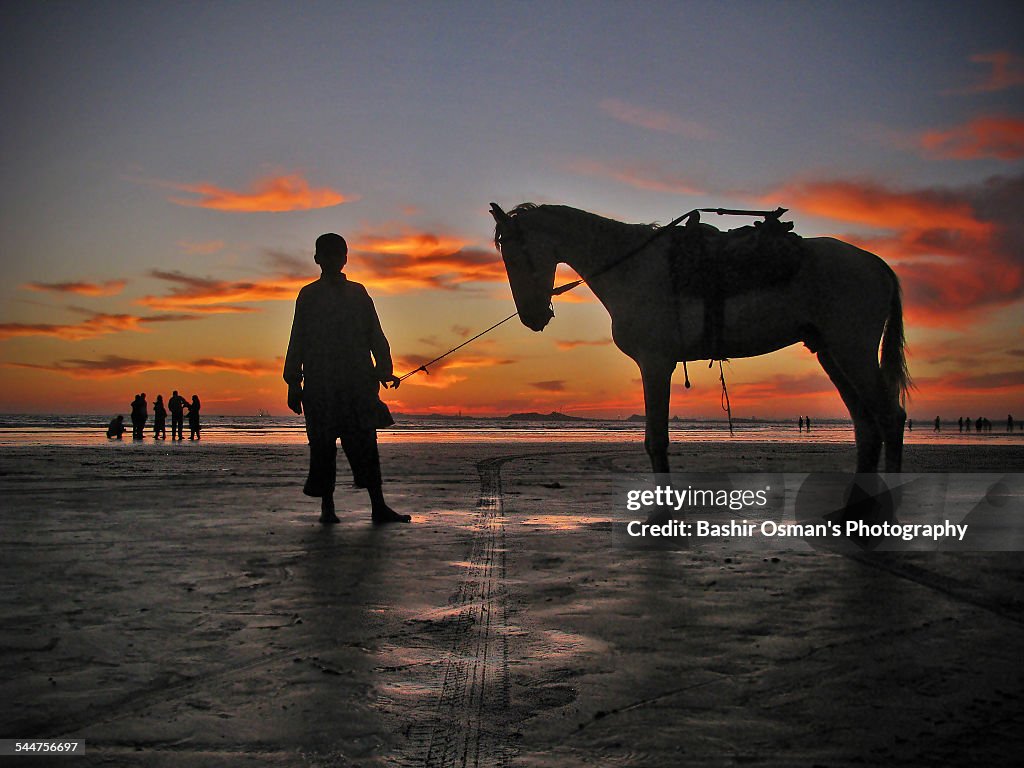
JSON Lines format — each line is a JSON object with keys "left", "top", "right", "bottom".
{"left": 493, "top": 202, "right": 658, "bottom": 253}
{"left": 493, "top": 202, "right": 539, "bottom": 252}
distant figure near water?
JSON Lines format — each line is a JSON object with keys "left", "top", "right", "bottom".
{"left": 934, "top": 416, "right": 941, "bottom": 432}
{"left": 106, "top": 415, "right": 126, "bottom": 439}
{"left": 168, "top": 390, "right": 187, "bottom": 440}
{"left": 130, "top": 393, "right": 148, "bottom": 439}
{"left": 798, "top": 416, "right": 804, "bottom": 432}
{"left": 284, "top": 233, "right": 409, "bottom": 525}
{"left": 907, "top": 418, "right": 912, "bottom": 431}
{"left": 804, "top": 416, "right": 811, "bottom": 432}
{"left": 187, "top": 395, "right": 202, "bottom": 440}
{"left": 153, "top": 395, "right": 167, "bottom": 439}
{"left": 1009, "top": 414, "right": 1015, "bottom": 433}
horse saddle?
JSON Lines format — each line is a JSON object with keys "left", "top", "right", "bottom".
{"left": 668, "top": 212, "right": 806, "bottom": 358}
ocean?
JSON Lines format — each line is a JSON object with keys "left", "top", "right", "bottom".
{"left": 1, "top": 413, "right": 1020, "bottom": 447}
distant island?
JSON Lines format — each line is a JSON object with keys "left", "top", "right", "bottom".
{"left": 384, "top": 412, "right": 791, "bottom": 423}
{"left": 506, "top": 411, "right": 593, "bottom": 422}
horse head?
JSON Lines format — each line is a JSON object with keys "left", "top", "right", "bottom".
{"left": 490, "top": 202, "right": 556, "bottom": 332}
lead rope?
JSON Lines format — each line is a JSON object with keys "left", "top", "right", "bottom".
{"left": 718, "top": 359, "right": 734, "bottom": 435}
{"left": 396, "top": 311, "right": 520, "bottom": 382}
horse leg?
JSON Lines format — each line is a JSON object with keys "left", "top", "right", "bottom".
{"left": 826, "top": 344, "right": 907, "bottom": 472}
{"left": 817, "top": 350, "right": 883, "bottom": 472}
{"left": 640, "top": 357, "right": 676, "bottom": 474}
{"left": 881, "top": 400, "right": 906, "bottom": 472}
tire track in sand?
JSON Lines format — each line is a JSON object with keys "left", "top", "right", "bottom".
{"left": 400, "top": 455, "right": 514, "bottom": 768}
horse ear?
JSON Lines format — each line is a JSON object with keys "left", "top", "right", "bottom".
{"left": 489, "top": 203, "right": 508, "bottom": 223}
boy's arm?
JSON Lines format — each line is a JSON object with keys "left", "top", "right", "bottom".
{"left": 366, "top": 293, "right": 399, "bottom": 388}
{"left": 284, "top": 296, "right": 305, "bottom": 412}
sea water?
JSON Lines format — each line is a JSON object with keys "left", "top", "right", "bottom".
{"left": 1, "top": 414, "right": 1021, "bottom": 447}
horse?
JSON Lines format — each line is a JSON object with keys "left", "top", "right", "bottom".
{"left": 489, "top": 202, "right": 910, "bottom": 474}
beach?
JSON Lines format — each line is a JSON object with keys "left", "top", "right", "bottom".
{"left": 2, "top": 438, "right": 1023, "bottom": 766}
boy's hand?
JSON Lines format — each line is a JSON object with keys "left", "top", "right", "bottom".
{"left": 381, "top": 374, "right": 401, "bottom": 390}
{"left": 287, "top": 384, "right": 303, "bottom": 415}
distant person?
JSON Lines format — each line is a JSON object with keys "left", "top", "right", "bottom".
{"left": 804, "top": 416, "right": 811, "bottom": 431}
{"left": 907, "top": 418, "right": 912, "bottom": 431}
{"left": 106, "top": 415, "right": 126, "bottom": 440}
{"left": 958, "top": 416, "right": 963, "bottom": 433}
{"left": 798, "top": 416, "right": 804, "bottom": 432}
{"left": 933, "top": 416, "right": 940, "bottom": 431}
{"left": 152, "top": 395, "right": 167, "bottom": 439}
{"left": 963, "top": 416, "right": 971, "bottom": 432}
{"left": 975, "top": 417, "right": 983, "bottom": 433}
{"left": 284, "top": 232, "right": 409, "bottom": 525}
{"left": 130, "top": 393, "right": 148, "bottom": 439}
{"left": 186, "top": 395, "right": 202, "bottom": 440}
{"left": 168, "top": 390, "right": 187, "bottom": 440}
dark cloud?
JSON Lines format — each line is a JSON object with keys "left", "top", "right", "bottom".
{"left": 530, "top": 380, "right": 566, "bottom": 392}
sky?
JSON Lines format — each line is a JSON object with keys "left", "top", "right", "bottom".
{"left": 1, "top": 0, "right": 1022, "bottom": 419}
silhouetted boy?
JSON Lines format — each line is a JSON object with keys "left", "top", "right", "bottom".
{"left": 187, "top": 394, "right": 201, "bottom": 440}
{"left": 130, "top": 393, "right": 148, "bottom": 439}
{"left": 284, "top": 233, "right": 408, "bottom": 525}
{"left": 153, "top": 395, "right": 167, "bottom": 439}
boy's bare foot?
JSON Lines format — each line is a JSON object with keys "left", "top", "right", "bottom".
{"left": 319, "top": 498, "right": 340, "bottom": 525}
{"left": 371, "top": 506, "right": 411, "bottom": 525}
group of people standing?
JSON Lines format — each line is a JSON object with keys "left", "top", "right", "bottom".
{"left": 929, "top": 415, "right": 1017, "bottom": 432}
{"left": 107, "top": 390, "right": 201, "bottom": 440}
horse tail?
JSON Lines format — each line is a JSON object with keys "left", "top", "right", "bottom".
{"left": 880, "top": 267, "right": 912, "bottom": 406}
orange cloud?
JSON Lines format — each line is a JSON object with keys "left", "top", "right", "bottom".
{"left": 769, "top": 179, "right": 990, "bottom": 235}
{"left": 393, "top": 353, "right": 516, "bottom": 389}
{"left": 555, "top": 338, "right": 612, "bottom": 350}
{"left": 350, "top": 234, "right": 507, "bottom": 293}
{"left": 177, "top": 239, "right": 226, "bottom": 255}
{"left": 186, "top": 357, "right": 282, "bottom": 376}
{"left": 22, "top": 279, "right": 127, "bottom": 297}
{"left": 599, "top": 98, "right": 712, "bottom": 139}
{"left": 722, "top": 372, "right": 839, "bottom": 401}
{"left": 355, "top": 232, "right": 469, "bottom": 258}
{"left": 0, "top": 311, "right": 199, "bottom": 341}
{"left": 138, "top": 269, "right": 311, "bottom": 312}
{"left": 908, "top": 369, "right": 1024, "bottom": 412}
{"left": 919, "top": 116, "right": 1024, "bottom": 160}
{"left": 565, "top": 157, "right": 705, "bottom": 197}
{"left": 141, "top": 230, "right": 509, "bottom": 305}
{"left": 948, "top": 51, "right": 1024, "bottom": 94}
{"left": 167, "top": 173, "right": 354, "bottom": 212}
{"left": 530, "top": 380, "right": 566, "bottom": 392}
{"left": 765, "top": 174, "right": 1024, "bottom": 325}
{"left": 7, "top": 355, "right": 280, "bottom": 379}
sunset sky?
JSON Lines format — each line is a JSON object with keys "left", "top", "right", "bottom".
{"left": 2, "top": 1, "right": 1022, "bottom": 419}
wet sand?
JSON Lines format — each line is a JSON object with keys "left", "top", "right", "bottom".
{"left": 1, "top": 440, "right": 1023, "bottom": 766}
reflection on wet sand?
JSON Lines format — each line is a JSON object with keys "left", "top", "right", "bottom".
{"left": 1, "top": 441, "right": 1022, "bottom": 764}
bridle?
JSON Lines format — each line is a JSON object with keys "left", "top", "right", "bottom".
{"left": 492, "top": 204, "right": 559, "bottom": 321}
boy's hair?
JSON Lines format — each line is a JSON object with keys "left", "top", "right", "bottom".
{"left": 315, "top": 233, "right": 348, "bottom": 263}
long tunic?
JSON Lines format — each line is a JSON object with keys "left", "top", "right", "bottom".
{"left": 283, "top": 273, "right": 393, "bottom": 435}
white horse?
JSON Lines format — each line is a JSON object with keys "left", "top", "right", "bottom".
{"left": 490, "top": 202, "right": 910, "bottom": 474}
